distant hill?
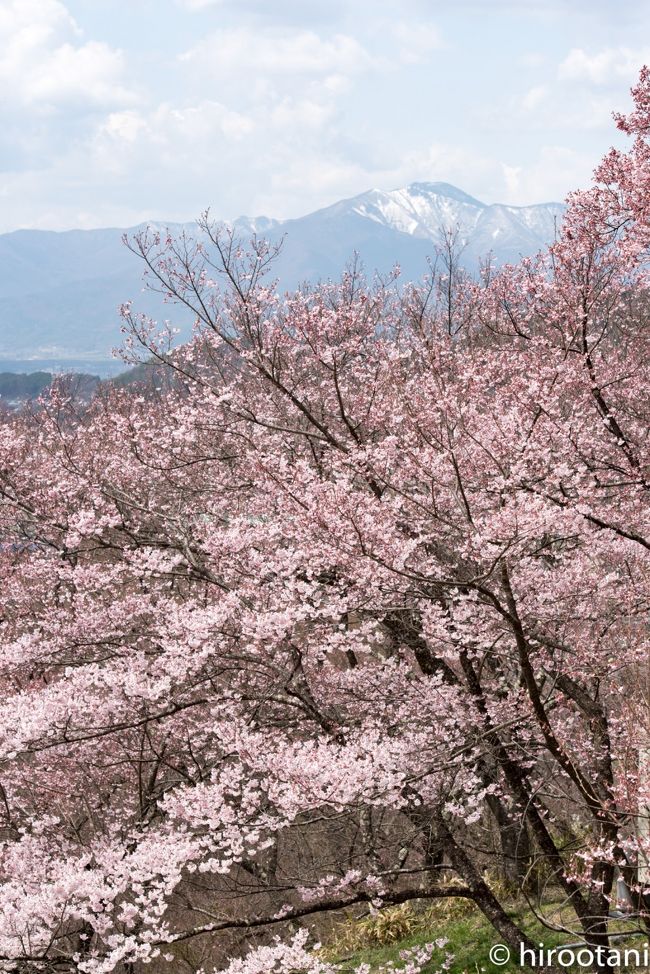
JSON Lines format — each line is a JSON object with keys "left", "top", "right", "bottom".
{"left": 0, "top": 183, "right": 565, "bottom": 374}
{"left": 0, "top": 371, "right": 54, "bottom": 399}
{"left": 0, "top": 370, "right": 101, "bottom": 410}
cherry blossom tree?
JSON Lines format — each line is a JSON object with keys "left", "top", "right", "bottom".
{"left": 0, "top": 72, "right": 648, "bottom": 974}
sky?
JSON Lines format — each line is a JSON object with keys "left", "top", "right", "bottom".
{"left": 1, "top": 0, "right": 649, "bottom": 233}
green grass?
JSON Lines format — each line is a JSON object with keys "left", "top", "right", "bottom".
{"left": 324, "top": 901, "right": 649, "bottom": 974}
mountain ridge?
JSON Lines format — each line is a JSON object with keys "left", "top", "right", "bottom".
{"left": 0, "top": 182, "right": 565, "bottom": 372}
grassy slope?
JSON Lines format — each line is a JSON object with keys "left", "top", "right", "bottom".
{"left": 326, "top": 902, "right": 648, "bottom": 974}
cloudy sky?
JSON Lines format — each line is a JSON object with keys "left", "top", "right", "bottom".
{"left": 1, "top": 0, "right": 648, "bottom": 232}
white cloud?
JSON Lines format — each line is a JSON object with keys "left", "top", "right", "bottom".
{"left": 96, "top": 101, "right": 254, "bottom": 168}
{"left": 102, "top": 110, "right": 148, "bottom": 145}
{"left": 0, "top": 163, "right": 158, "bottom": 231}
{"left": 521, "top": 85, "right": 547, "bottom": 111}
{"left": 502, "top": 164, "right": 522, "bottom": 198}
{"left": 180, "top": 27, "right": 374, "bottom": 79}
{"left": 270, "top": 97, "right": 335, "bottom": 130}
{"left": 21, "top": 41, "right": 129, "bottom": 107}
{"left": 0, "top": 0, "right": 77, "bottom": 42}
{"left": 175, "top": 25, "right": 373, "bottom": 154}
{"left": 180, "top": 0, "right": 225, "bottom": 8}
{"left": 558, "top": 47, "right": 650, "bottom": 85}
{"left": 483, "top": 80, "right": 616, "bottom": 135}
{"left": 390, "top": 142, "right": 494, "bottom": 189}
{"left": 518, "top": 52, "right": 546, "bottom": 68}
{"left": 499, "top": 145, "right": 593, "bottom": 204}
{"left": 393, "top": 22, "right": 442, "bottom": 64}
{"left": 0, "top": 0, "right": 133, "bottom": 109}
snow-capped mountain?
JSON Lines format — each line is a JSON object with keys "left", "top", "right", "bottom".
{"left": 0, "top": 183, "right": 565, "bottom": 372}
{"left": 311, "top": 181, "right": 565, "bottom": 266}
{"left": 346, "top": 182, "right": 487, "bottom": 237}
